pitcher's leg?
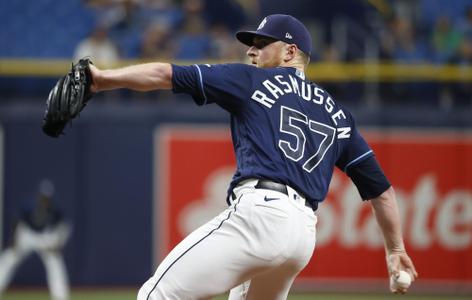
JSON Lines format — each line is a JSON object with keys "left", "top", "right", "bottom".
{"left": 228, "top": 205, "right": 317, "bottom": 300}
{"left": 245, "top": 261, "right": 301, "bottom": 300}
{"left": 138, "top": 199, "right": 262, "bottom": 300}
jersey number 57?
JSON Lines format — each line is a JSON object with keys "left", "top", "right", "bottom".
{"left": 278, "top": 106, "right": 335, "bottom": 173}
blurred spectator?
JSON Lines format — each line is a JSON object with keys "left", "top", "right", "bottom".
{"left": 419, "top": 0, "right": 472, "bottom": 29}
{"left": 391, "top": 17, "right": 429, "bottom": 63}
{"left": 379, "top": 16, "right": 428, "bottom": 61}
{"left": 209, "top": 24, "right": 245, "bottom": 61}
{"left": 204, "top": 0, "right": 248, "bottom": 32}
{"left": 458, "top": 6, "right": 472, "bottom": 40}
{"left": 0, "top": 179, "right": 71, "bottom": 300}
{"left": 431, "top": 15, "right": 462, "bottom": 63}
{"left": 100, "top": 0, "right": 149, "bottom": 58}
{"left": 379, "top": 16, "right": 439, "bottom": 105}
{"left": 452, "top": 38, "right": 472, "bottom": 66}
{"left": 391, "top": 0, "right": 420, "bottom": 23}
{"left": 321, "top": 44, "right": 341, "bottom": 62}
{"left": 378, "top": 16, "right": 399, "bottom": 60}
{"left": 137, "top": 0, "right": 184, "bottom": 30}
{"left": 140, "top": 21, "right": 174, "bottom": 60}
{"left": 232, "top": 0, "right": 260, "bottom": 23}
{"left": 448, "top": 38, "right": 472, "bottom": 106}
{"left": 73, "top": 23, "right": 120, "bottom": 66}
{"left": 436, "top": 8, "right": 472, "bottom": 107}
{"left": 174, "top": 0, "right": 212, "bottom": 60}
{"left": 317, "top": 44, "right": 363, "bottom": 104}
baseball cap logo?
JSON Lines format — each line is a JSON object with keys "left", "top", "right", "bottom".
{"left": 257, "top": 17, "right": 267, "bottom": 30}
{"left": 285, "top": 32, "right": 293, "bottom": 39}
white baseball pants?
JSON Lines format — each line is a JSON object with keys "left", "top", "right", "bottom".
{"left": 138, "top": 179, "right": 317, "bottom": 300}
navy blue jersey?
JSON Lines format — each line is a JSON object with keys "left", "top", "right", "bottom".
{"left": 20, "top": 198, "right": 63, "bottom": 232}
{"left": 172, "top": 63, "right": 373, "bottom": 205}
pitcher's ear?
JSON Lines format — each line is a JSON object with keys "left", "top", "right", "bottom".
{"left": 284, "top": 44, "right": 298, "bottom": 62}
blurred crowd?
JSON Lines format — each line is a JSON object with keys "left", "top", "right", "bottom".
{"left": 74, "top": 0, "right": 251, "bottom": 64}
{"left": 1, "top": 0, "right": 470, "bottom": 107}
{"left": 73, "top": 0, "right": 472, "bottom": 67}
{"left": 377, "top": 3, "right": 472, "bottom": 66}
{"left": 67, "top": 0, "right": 472, "bottom": 107}
{"left": 374, "top": 1, "right": 472, "bottom": 106}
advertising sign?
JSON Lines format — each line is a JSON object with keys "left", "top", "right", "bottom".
{"left": 154, "top": 127, "right": 472, "bottom": 289}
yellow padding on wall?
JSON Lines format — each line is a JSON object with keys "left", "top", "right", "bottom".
{"left": 0, "top": 59, "right": 471, "bottom": 82}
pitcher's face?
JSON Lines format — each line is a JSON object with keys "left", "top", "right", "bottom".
{"left": 246, "top": 36, "right": 285, "bottom": 68}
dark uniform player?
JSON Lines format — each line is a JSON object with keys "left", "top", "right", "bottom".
{"left": 0, "top": 179, "right": 70, "bottom": 300}
{"left": 87, "top": 14, "right": 418, "bottom": 300}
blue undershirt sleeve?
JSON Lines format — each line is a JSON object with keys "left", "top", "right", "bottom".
{"left": 346, "top": 155, "right": 391, "bottom": 200}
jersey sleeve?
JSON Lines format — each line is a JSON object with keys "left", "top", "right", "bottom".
{"left": 335, "top": 112, "right": 373, "bottom": 172}
{"left": 172, "top": 63, "right": 254, "bottom": 111}
{"left": 346, "top": 155, "right": 391, "bottom": 200}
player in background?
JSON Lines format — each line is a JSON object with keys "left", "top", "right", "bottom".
{"left": 86, "top": 14, "right": 417, "bottom": 300}
{"left": 0, "top": 179, "right": 71, "bottom": 300}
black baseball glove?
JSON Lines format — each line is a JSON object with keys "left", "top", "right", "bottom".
{"left": 42, "top": 58, "right": 94, "bottom": 137}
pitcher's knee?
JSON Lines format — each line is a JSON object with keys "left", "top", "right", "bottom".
{"left": 137, "top": 278, "right": 178, "bottom": 300}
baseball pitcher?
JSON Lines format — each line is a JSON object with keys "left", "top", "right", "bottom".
{"left": 45, "top": 14, "right": 418, "bottom": 300}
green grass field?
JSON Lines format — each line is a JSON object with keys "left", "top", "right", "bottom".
{"left": 1, "top": 289, "right": 470, "bottom": 300}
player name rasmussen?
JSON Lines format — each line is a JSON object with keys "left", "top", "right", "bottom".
{"left": 251, "top": 74, "right": 351, "bottom": 138}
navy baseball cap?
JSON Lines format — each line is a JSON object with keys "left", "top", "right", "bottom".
{"left": 236, "top": 14, "right": 312, "bottom": 55}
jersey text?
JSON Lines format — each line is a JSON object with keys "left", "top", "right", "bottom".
{"left": 251, "top": 74, "right": 347, "bottom": 126}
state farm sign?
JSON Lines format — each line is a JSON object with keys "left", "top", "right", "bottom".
{"left": 154, "top": 127, "right": 472, "bottom": 285}
{"left": 316, "top": 173, "right": 472, "bottom": 250}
